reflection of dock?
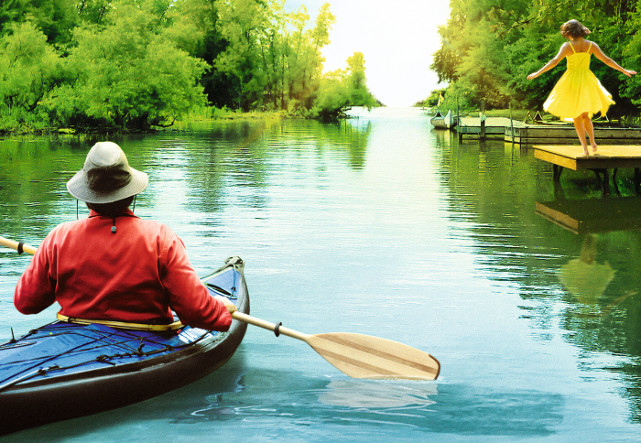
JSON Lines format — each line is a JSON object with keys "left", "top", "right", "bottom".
{"left": 533, "top": 145, "right": 641, "bottom": 194}
{"left": 536, "top": 197, "right": 641, "bottom": 234}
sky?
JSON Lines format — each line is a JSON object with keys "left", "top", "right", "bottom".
{"left": 285, "top": 0, "right": 451, "bottom": 107}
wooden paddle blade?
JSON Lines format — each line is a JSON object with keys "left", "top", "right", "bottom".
{"left": 306, "top": 333, "right": 440, "bottom": 380}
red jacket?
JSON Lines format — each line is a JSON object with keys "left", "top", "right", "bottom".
{"left": 14, "top": 210, "right": 232, "bottom": 331}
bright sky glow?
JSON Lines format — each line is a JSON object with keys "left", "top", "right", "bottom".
{"left": 285, "top": 0, "right": 451, "bottom": 107}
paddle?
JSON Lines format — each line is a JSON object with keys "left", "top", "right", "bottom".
{"left": 232, "top": 311, "right": 440, "bottom": 379}
{"left": 0, "top": 236, "right": 37, "bottom": 255}
{"left": 1, "top": 235, "right": 440, "bottom": 380}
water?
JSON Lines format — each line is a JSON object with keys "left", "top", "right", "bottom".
{"left": 2, "top": 107, "right": 641, "bottom": 440}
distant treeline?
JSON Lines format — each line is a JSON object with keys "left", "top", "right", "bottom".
{"left": 0, "top": 0, "right": 379, "bottom": 132}
{"left": 426, "top": 0, "right": 641, "bottom": 119}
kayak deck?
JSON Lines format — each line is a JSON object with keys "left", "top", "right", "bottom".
{"left": 0, "top": 322, "right": 223, "bottom": 392}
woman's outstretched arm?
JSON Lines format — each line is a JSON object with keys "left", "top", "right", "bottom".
{"left": 527, "top": 43, "right": 572, "bottom": 80}
{"left": 590, "top": 42, "right": 636, "bottom": 77}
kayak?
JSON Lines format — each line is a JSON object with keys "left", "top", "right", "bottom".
{"left": 0, "top": 256, "right": 249, "bottom": 435}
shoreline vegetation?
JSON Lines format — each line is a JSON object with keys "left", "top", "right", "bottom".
{"left": 420, "top": 1, "right": 641, "bottom": 128}
{"left": 0, "top": 0, "right": 380, "bottom": 135}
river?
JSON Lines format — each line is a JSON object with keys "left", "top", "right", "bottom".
{"left": 2, "top": 107, "right": 641, "bottom": 441}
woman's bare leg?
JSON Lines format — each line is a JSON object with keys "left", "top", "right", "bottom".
{"left": 573, "top": 116, "right": 590, "bottom": 156}
{"left": 582, "top": 113, "right": 597, "bottom": 153}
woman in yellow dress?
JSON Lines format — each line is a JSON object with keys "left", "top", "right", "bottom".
{"left": 527, "top": 19, "right": 636, "bottom": 156}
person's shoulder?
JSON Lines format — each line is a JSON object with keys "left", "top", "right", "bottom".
{"left": 138, "top": 218, "right": 181, "bottom": 244}
{"left": 585, "top": 40, "right": 600, "bottom": 50}
{"left": 49, "top": 218, "right": 85, "bottom": 236}
{"left": 138, "top": 218, "right": 175, "bottom": 234}
{"left": 558, "top": 41, "right": 572, "bottom": 55}
{"left": 39, "top": 219, "right": 86, "bottom": 248}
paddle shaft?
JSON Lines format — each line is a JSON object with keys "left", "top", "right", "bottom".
{"left": 232, "top": 311, "right": 309, "bottom": 341}
{"left": 0, "top": 236, "right": 37, "bottom": 255}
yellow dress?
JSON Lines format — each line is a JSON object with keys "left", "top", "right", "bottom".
{"left": 543, "top": 42, "right": 614, "bottom": 120}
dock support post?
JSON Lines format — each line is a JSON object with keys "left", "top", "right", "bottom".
{"left": 509, "top": 104, "right": 514, "bottom": 144}
{"left": 635, "top": 168, "right": 640, "bottom": 194}
{"left": 591, "top": 169, "right": 610, "bottom": 196}
{"left": 456, "top": 96, "right": 459, "bottom": 129}
{"left": 480, "top": 101, "right": 486, "bottom": 140}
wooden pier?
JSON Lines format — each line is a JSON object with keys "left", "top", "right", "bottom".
{"left": 449, "top": 115, "right": 641, "bottom": 145}
{"left": 507, "top": 125, "right": 641, "bottom": 144}
{"left": 536, "top": 197, "right": 641, "bottom": 234}
{"left": 457, "top": 117, "right": 524, "bottom": 141}
{"left": 533, "top": 144, "right": 641, "bottom": 194}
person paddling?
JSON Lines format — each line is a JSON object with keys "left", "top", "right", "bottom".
{"left": 527, "top": 19, "right": 636, "bottom": 156}
{"left": 14, "top": 141, "right": 236, "bottom": 330}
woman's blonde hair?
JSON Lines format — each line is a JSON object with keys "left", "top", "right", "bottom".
{"left": 561, "top": 20, "right": 591, "bottom": 39}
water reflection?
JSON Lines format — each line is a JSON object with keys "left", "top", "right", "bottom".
{"left": 438, "top": 134, "right": 641, "bottom": 428}
{"left": 317, "top": 379, "right": 436, "bottom": 409}
{"left": 4, "top": 361, "right": 563, "bottom": 440}
{"left": 184, "top": 371, "right": 563, "bottom": 437}
{"left": 531, "top": 195, "right": 641, "bottom": 423}
{"left": 166, "top": 119, "right": 372, "bottom": 216}
{"left": 536, "top": 197, "right": 641, "bottom": 234}
{"left": 558, "top": 234, "right": 616, "bottom": 305}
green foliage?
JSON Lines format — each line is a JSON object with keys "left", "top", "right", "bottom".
{"left": 308, "top": 70, "right": 349, "bottom": 121}
{"left": 0, "top": 0, "right": 80, "bottom": 46}
{"left": 307, "top": 52, "right": 379, "bottom": 122}
{"left": 213, "top": 0, "right": 270, "bottom": 110}
{"left": 0, "top": 22, "right": 62, "bottom": 131}
{"left": 345, "top": 52, "right": 378, "bottom": 108}
{"left": 46, "top": 0, "right": 208, "bottom": 130}
{"left": 0, "top": 1, "right": 29, "bottom": 37}
{"left": 0, "top": 0, "right": 379, "bottom": 132}
{"left": 420, "top": 89, "right": 447, "bottom": 107}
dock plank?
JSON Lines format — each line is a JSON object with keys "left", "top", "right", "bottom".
{"left": 533, "top": 145, "right": 641, "bottom": 170}
{"left": 533, "top": 145, "right": 641, "bottom": 194}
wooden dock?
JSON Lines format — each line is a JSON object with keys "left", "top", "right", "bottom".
{"left": 507, "top": 125, "right": 641, "bottom": 144}
{"left": 451, "top": 115, "right": 641, "bottom": 144}
{"left": 457, "top": 117, "right": 524, "bottom": 140}
{"left": 533, "top": 145, "right": 641, "bottom": 194}
{"left": 536, "top": 197, "right": 641, "bottom": 234}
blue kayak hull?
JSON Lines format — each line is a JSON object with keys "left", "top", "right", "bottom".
{"left": 0, "top": 256, "right": 249, "bottom": 435}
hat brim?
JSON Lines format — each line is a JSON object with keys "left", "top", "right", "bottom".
{"left": 67, "top": 167, "right": 148, "bottom": 203}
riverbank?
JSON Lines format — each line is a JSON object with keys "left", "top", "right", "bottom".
{"left": 0, "top": 109, "right": 290, "bottom": 136}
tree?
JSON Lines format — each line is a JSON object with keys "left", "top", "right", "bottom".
{"left": 309, "top": 51, "right": 379, "bottom": 121}
{"left": 0, "top": 0, "right": 380, "bottom": 130}
{"left": 49, "top": 0, "right": 208, "bottom": 130}
{"left": 345, "top": 52, "right": 378, "bottom": 108}
{"left": 0, "top": 22, "right": 61, "bottom": 131}
{"left": 213, "top": 0, "right": 271, "bottom": 111}
{"left": 0, "top": 0, "right": 29, "bottom": 37}
{"left": 309, "top": 69, "right": 349, "bottom": 121}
